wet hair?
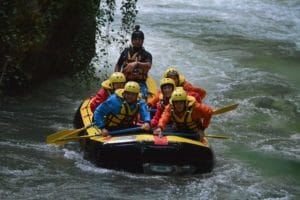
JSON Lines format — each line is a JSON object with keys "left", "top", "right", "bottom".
{"left": 131, "top": 25, "right": 144, "bottom": 40}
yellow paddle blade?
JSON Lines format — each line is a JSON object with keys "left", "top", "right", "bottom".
{"left": 46, "top": 126, "right": 87, "bottom": 145}
{"left": 213, "top": 103, "right": 239, "bottom": 115}
{"left": 146, "top": 76, "right": 157, "bottom": 95}
{"left": 54, "top": 134, "right": 102, "bottom": 143}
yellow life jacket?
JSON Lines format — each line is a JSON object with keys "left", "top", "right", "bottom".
{"left": 123, "top": 51, "right": 147, "bottom": 81}
{"left": 105, "top": 89, "right": 140, "bottom": 129}
{"left": 101, "top": 79, "right": 113, "bottom": 90}
{"left": 170, "top": 97, "right": 200, "bottom": 132}
{"left": 127, "top": 51, "right": 140, "bottom": 63}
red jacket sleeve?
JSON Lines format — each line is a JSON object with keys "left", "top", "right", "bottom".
{"left": 187, "top": 91, "right": 202, "bottom": 103}
{"left": 192, "top": 102, "right": 213, "bottom": 129}
{"left": 157, "top": 104, "right": 172, "bottom": 130}
{"left": 90, "top": 88, "right": 109, "bottom": 112}
{"left": 183, "top": 81, "right": 206, "bottom": 101}
{"left": 147, "top": 91, "right": 161, "bottom": 107}
{"left": 151, "top": 103, "right": 163, "bottom": 127}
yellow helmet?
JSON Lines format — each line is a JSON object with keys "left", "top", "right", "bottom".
{"left": 109, "top": 72, "right": 126, "bottom": 83}
{"left": 124, "top": 81, "right": 140, "bottom": 93}
{"left": 170, "top": 87, "right": 187, "bottom": 103}
{"left": 159, "top": 78, "right": 176, "bottom": 89}
{"left": 101, "top": 79, "right": 112, "bottom": 89}
{"left": 163, "top": 68, "right": 179, "bottom": 78}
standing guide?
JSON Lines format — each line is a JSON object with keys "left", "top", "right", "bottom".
{"left": 114, "top": 25, "right": 152, "bottom": 100}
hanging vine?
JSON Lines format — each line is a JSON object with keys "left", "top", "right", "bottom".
{"left": 118, "top": 0, "right": 138, "bottom": 52}
{"left": 94, "top": 0, "right": 138, "bottom": 80}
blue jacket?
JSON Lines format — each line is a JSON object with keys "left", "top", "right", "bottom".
{"left": 94, "top": 93, "right": 150, "bottom": 129}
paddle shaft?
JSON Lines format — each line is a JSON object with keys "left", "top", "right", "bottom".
{"left": 162, "top": 132, "right": 228, "bottom": 139}
{"left": 108, "top": 126, "right": 143, "bottom": 136}
{"left": 57, "top": 129, "right": 228, "bottom": 142}
{"left": 46, "top": 123, "right": 95, "bottom": 144}
{"left": 53, "top": 126, "right": 143, "bottom": 142}
{"left": 53, "top": 128, "right": 227, "bottom": 145}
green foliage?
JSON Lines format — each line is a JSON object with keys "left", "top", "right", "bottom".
{"left": 119, "top": 0, "right": 138, "bottom": 49}
{"left": 94, "top": 0, "right": 138, "bottom": 79}
{"left": 0, "top": 0, "right": 139, "bottom": 95}
{"left": 0, "top": 0, "right": 63, "bottom": 94}
{"left": 0, "top": 0, "right": 62, "bottom": 63}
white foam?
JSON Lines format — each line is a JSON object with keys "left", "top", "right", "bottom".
{"left": 290, "top": 133, "right": 300, "bottom": 140}
{"left": 0, "top": 139, "right": 62, "bottom": 154}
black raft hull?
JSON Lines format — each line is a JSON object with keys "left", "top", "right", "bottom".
{"left": 74, "top": 98, "right": 215, "bottom": 175}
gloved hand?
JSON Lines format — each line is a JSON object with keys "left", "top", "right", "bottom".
{"left": 153, "top": 127, "right": 162, "bottom": 135}
{"left": 142, "top": 122, "right": 151, "bottom": 131}
{"left": 125, "top": 62, "right": 138, "bottom": 72}
{"left": 150, "top": 118, "right": 158, "bottom": 127}
{"left": 101, "top": 128, "right": 109, "bottom": 136}
{"left": 197, "top": 129, "right": 205, "bottom": 140}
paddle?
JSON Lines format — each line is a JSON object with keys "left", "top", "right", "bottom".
{"left": 47, "top": 126, "right": 144, "bottom": 145}
{"left": 162, "top": 132, "right": 229, "bottom": 140}
{"left": 52, "top": 134, "right": 101, "bottom": 143}
{"left": 108, "top": 126, "right": 143, "bottom": 136}
{"left": 46, "top": 123, "right": 95, "bottom": 145}
{"left": 212, "top": 103, "right": 239, "bottom": 115}
{"left": 54, "top": 128, "right": 227, "bottom": 145}
{"left": 146, "top": 76, "right": 157, "bottom": 96}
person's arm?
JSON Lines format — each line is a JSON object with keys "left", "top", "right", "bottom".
{"left": 114, "top": 64, "right": 121, "bottom": 72}
{"left": 147, "top": 92, "right": 160, "bottom": 107}
{"left": 137, "top": 51, "right": 152, "bottom": 74}
{"left": 93, "top": 101, "right": 111, "bottom": 129}
{"left": 183, "top": 81, "right": 207, "bottom": 101}
{"left": 137, "top": 62, "right": 151, "bottom": 72}
{"left": 124, "top": 61, "right": 138, "bottom": 72}
{"left": 153, "top": 105, "right": 171, "bottom": 135}
{"left": 93, "top": 96, "right": 120, "bottom": 129}
{"left": 192, "top": 102, "right": 213, "bottom": 129}
{"left": 150, "top": 104, "right": 163, "bottom": 127}
{"left": 139, "top": 100, "right": 151, "bottom": 130}
{"left": 157, "top": 105, "right": 171, "bottom": 130}
{"left": 90, "top": 89, "right": 109, "bottom": 112}
{"left": 115, "top": 54, "right": 123, "bottom": 72}
{"left": 139, "top": 100, "right": 151, "bottom": 123}
{"left": 114, "top": 49, "right": 127, "bottom": 72}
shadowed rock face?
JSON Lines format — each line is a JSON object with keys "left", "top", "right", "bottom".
{"left": 0, "top": 0, "right": 100, "bottom": 95}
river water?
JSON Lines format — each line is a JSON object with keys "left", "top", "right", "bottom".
{"left": 1, "top": 0, "right": 300, "bottom": 199}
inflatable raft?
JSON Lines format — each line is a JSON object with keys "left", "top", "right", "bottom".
{"left": 73, "top": 97, "right": 215, "bottom": 175}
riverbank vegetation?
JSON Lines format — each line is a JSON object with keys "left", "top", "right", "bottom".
{"left": 0, "top": 0, "right": 138, "bottom": 96}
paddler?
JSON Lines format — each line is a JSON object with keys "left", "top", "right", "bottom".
{"left": 147, "top": 77, "right": 176, "bottom": 127}
{"left": 163, "top": 67, "right": 207, "bottom": 103}
{"left": 94, "top": 81, "right": 151, "bottom": 136}
{"left": 153, "top": 87, "right": 213, "bottom": 141}
{"left": 90, "top": 72, "right": 126, "bottom": 112}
